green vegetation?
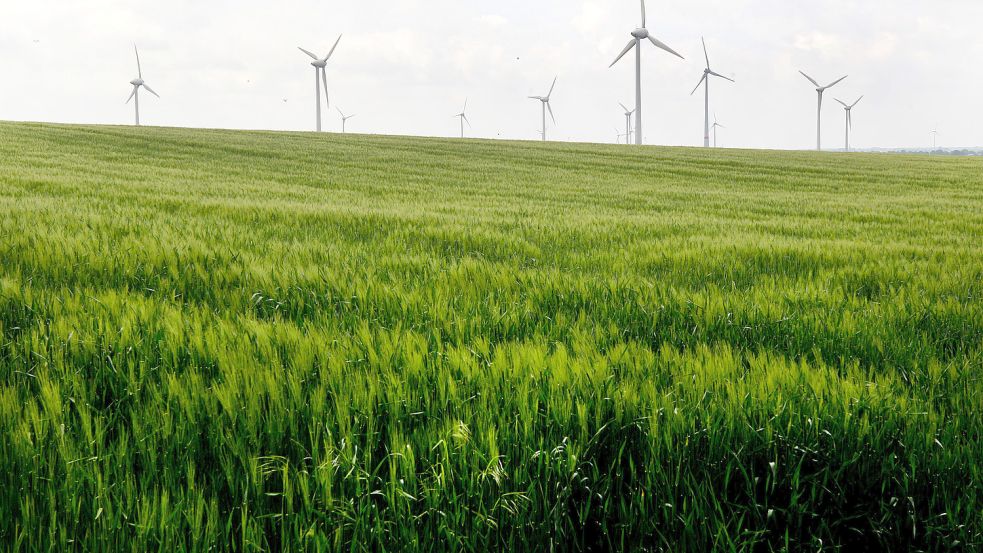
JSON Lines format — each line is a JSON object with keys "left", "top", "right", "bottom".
{"left": 1, "top": 121, "right": 981, "bottom": 552}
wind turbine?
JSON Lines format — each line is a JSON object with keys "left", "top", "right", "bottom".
{"left": 337, "top": 108, "right": 355, "bottom": 133}
{"left": 454, "top": 100, "right": 470, "bottom": 138}
{"left": 125, "top": 45, "right": 159, "bottom": 126}
{"left": 691, "top": 37, "right": 733, "bottom": 148}
{"left": 931, "top": 126, "right": 938, "bottom": 149}
{"left": 528, "top": 77, "right": 557, "bottom": 142}
{"left": 298, "top": 34, "right": 342, "bottom": 132}
{"left": 710, "top": 114, "right": 724, "bottom": 148}
{"left": 618, "top": 102, "right": 636, "bottom": 145}
{"left": 609, "top": 0, "right": 685, "bottom": 145}
{"left": 834, "top": 96, "right": 863, "bottom": 152}
{"left": 800, "top": 71, "right": 847, "bottom": 151}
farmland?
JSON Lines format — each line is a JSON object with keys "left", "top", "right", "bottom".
{"left": 0, "top": 121, "right": 981, "bottom": 551}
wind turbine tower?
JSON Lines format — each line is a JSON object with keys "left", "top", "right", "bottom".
{"left": 454, "top": 100, "right": 471, "bottom": 139}
{"left": 691, "top": 37, "right": 733, "bottom": 148}
{"left": 337, "top": 108, "right": 355, "bottom": 133}
{"left": 528, "top": 77, "right": 557, "bottom": 142}
{"left": 800, "top": 71, "right": 847, "bottom": 151}
{"left": 710, "top": 115, "right": 724, "bottom": 148}
{"left": 610, "top": 0, "right": 685, "bottom": 145}
{"left": 835, "top": 96, "right": 863, "bottom": 152}
{"left": 619, "top": 102, "right": 635, "bottom": 145}
{"left": 298, "top": 34, "right": 342, "bottom": 132}
{"left": 125, "top": 45, "right": 160, "bottom": 126}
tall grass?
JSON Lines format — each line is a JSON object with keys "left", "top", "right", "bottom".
{"left": 0, "top": 121, "right": 981, "bottom": 551}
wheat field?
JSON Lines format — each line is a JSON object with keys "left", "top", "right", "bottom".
{"left": 0, "top": 121, "right": 981, "bottom": 551}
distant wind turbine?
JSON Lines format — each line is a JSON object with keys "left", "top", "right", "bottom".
{"left": 528, "top": 77, "right": 557, "bottom": 142}
{"left": 337, "top": 108, "right": 355, "bottom": 133}
{"left": 800, "top": 71, "right": 847, "bottom": 151}
{"left": 454, "top": 100, "right": 470, "bottom": 138}
{"left": 710, "top": 114, "right": 724, "bottom": 148}
{"left": 691, "top": 37, "right": 733, "bottom": 148}
{"left": 834, "top": 96, "right": 863, "bottom": 152}
{"left": 618, "top": 102, "right": 635, "bottom": 145}
{"left": 609, "top": 0, "right": 685, "bottom": 145}
{"left": 931, "top": 126, "right": 938, "bottom": 149}
{"left": 125, "top": 45, "right": 159, "bottom": 126}
{"left": 298, "top": 35, "right": 342, "bottom": 132}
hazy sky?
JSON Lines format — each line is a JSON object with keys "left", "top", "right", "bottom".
{"left": 1, "top": 0, "right": 980, "bottom": 149}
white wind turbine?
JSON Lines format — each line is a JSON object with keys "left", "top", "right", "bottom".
{"left": 125, "top": 45, "right": 159, "bottom": 126}
{"left": 609, "top": 0, "right": 685, "bottom": 145}
{"left": 337, "top": 108, "right": 355, "bottom": 133}
{"left": 931, "top": 126, "right": 939, "bottom": 149}
{"left": 691, "top": 37, "right": 733, "bottom": 148}
{"left": 800, "top": 70, "right": 847, "bottom": 151}
{"left": 454, "top": 100, "right": 470, "bottom": 138}
{"left": 618, "top": 102, "right": 636, "bottom": 145}
{"left": 834, "top": 96, "right": 863, "bottom": 152}
{"left": 528, "top": 77, "right": 557, "bottom": 142}
{"left": 710, "top": 114, "right": 724, "bottom": 148}
{"left": 298, "top": 35, "right": 342, "bottom": 132}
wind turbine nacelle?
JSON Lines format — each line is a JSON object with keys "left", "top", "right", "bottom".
{"left": 312, "top": 60, "right": 327, "bottom": 68}
{"left": 631, "top": 28, "right": 649, "bottom": 39}
{"left": 130, "top": 79, "right": 144, "bottom": 86}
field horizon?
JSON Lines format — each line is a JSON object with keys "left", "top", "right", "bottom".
{"left": 9, "top": 119, "right": 970, "bottom": 155}
{"left": 1, "top": 121, "right": 981, "bottom": 551}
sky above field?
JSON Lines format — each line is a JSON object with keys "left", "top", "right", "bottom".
{"left": 1, "top": 0, "right": 980, "bottom": 149}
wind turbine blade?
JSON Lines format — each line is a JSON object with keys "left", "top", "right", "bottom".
{"left": 610, "top": 40, "right": 636, "bottom": 68}
{"left": 619, "top": 102, "right": 630, "bottom": 113}
{"left": 134, "top": 45, "right": 142, "bottom": 79}
{"left": 143, "top": 84, "right": 160, "bottom": 98}
{"left": 528, "top": 96, "right": 542, "bottom": 101}
{"left": 547, "top": 76, "right": 557, "bottom": 98}
{"left": 463, "top": 114, "right": 471, "bottom": 127}
{"left": 463, "top": 98, "right": 468, "bottom": 113}
{"left": 125, "top": 86, "right": 137, "bottom": 104}
{"left": 640, "top": 0, "right": 646, "bottom": 27}
{"left": 321, "top": 69, "right": 330, "bottom": 108}
{"left": 324, "top": 34, "right": 343, "bottom": 61}
{"left": 647, "top": 36, "right": 684, "bottom": 60}
{"left": 690, "top": 73, "right": 707, "bottom": 96}
{"left": 702, "top": 37, "right": 710, "bottom": 69}
{"left": 835, "top": 98, "right": 848, "bottom": 108}
{"left": 851, "top": 95, "right": 864, "bottom": 108}
{"left": 298, "top": 47, "right": 319, "bottom": 60}
{"left": 708, "top": 70, "right": 734, "bottom": 83}
{"left": 547, "top": 101, "right": 555, "bottom": 124}
{"left": 337, "top": 107, "right": 345, "bottom": 117}
{"left": 824, "top": 75, "right": 848, "bottom": 89}
{"left": 799, "top": 71, "right": 820, "bottom": 87}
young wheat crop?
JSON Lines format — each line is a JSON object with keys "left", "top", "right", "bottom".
{"left": 0, "top": 121, "right": 981, "bottom": 551}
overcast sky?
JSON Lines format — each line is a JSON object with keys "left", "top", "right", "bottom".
{"left": 1, "top": 0, "right": 980, "bottom": 149}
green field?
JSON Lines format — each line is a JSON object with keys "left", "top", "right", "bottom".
{"left": 1, "top": 121, "right": 981, "bottom": 551}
